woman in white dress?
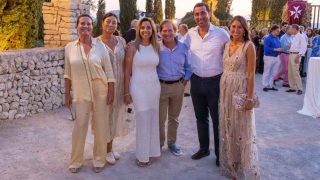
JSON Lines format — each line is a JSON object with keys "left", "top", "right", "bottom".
{"left": 124, "top": 17, "right": 161, "bottom": 167}
{"left": 97, "top": 12, "right": 130, "bottom": 165}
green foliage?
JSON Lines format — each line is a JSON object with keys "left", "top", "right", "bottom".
{"left": 146, "top": 0, "right": 153, "bottom": 17}
{"left": 0, "top": 0, "right": 43, "bottom": 50}
{"left": 119, "top": 0, "right": 137, "bottom": 33}
{"left": 214, "top": 0, "right": 232, "bottom": 21}
{"left": 181, "top": 11, "right": 196, "bottom": 28}
{"left": 165, "top": 0, "right": 175, "bottom": 20}
{"left": 154, "top": 0, "right": 163, "bottom": 24}
{"left": 269, "top": 0, "right": 287, "bottom": 23}
{"left": 93, "top": 0, "right": 105, "bottom": 37}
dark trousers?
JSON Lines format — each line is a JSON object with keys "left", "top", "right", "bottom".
{"left": 190, "top": 73, "right": 220, "bottom": 160}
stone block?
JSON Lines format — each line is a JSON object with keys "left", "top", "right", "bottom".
{"left": 10, "top": 102, "right": 19, "bottom": 110}
{"left": 44, "top": 30, "right": 59, "bottom": 35}
{"left": 8, "top": 110, "right": 17, "bottom": 120}
{"left": 43, "top": 14, "right": 56, "bottom": 24}
{"left": 2, "top": 103, "right": 10, "bottom": 112}
{"left": 0, "top": 112, "right": 9, "bottom": 120}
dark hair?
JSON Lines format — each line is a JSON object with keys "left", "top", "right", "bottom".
{"left": 281, "top": 22, "right": 288, "bottom": 27}
{"left": 102, "top": 12, "right": 119, "bottom": 24}
{"left": 292, "top": 24, "right": 300, "bottom": 31}
{"left": 229, "top": 16, "right": 250, "bottom": 42}
{"left": 193, "top": 2, "right": 210, "bottom": 13}
{"left": 270, "top": 25, "right": 279, "bottom": 32}
{"left": 306, "top": 28, "right": 314, "bottom": 38}
{"left": 160, "top": 19, "right": 177, "bottom": 32}
{"left": 76, "top": 14, "right": 93, "bottom": 27}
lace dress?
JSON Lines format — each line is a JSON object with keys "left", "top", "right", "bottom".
{"left": 219, "top": 41, "right": 260, "bottom": 180}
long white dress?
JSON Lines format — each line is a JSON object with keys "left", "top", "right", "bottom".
{"left": 130, "top": 44, "right": 161, "bottom": 162}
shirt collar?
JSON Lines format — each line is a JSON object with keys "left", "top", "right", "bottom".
{"left": 75, "top": 37, "right": 96, "bottom": 46}
{"left": 160, "top": 39, "right": 179, "bottom": 51}
{"left": 192, "top": 23, "right": 215, "bottom": 33}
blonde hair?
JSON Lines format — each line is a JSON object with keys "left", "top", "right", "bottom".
{"left": 134, "top": 17, "right": 159, "bottom": 53}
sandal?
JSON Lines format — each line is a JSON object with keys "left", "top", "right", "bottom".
{"left": 94, "top": 167, "right": 104, "bottom": 173}
{"left": 136, "top": 159, "right": 150, "bottom": 167}
{"left": 69, "top": 167, "right": 80, "bottom": 173}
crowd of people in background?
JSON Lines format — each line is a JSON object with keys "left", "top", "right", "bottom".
{"left": 248, "top": 22, "right": 320, "bottom": 95}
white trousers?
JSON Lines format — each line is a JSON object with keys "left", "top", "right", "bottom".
{"left": 262, "top": 55, "right": 281, "bottom": 88}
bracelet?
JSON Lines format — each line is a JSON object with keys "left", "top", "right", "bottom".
{"left": 246, "top": 98, "right": 253, "bottom": 102}
{"left": 124, "top": 93, "right": 130, "bottom": 97}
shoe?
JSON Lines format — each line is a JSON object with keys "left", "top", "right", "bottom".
{"left": 112, "top": 151, "right": 120, "bottom": 160}
{"left": 136, "top": 159, "right": 150, "bottom": 167}
{"left": 283, "top": 84, "right": 289, "bottom": 87}
{"left": 94, "top": 167, "right": 104, "bottom": 173}
{"left": 273, "top": 80, "right": 277, "bottom": 85}
{"left": 215, "top": 158, "right": 220, "bottom": 167}
{"left": 297, "top": 90, "right": 303, "bottom": 95}
{"left": 191, "top": 149, "right": 210, "bottom": 160}
{"left": 270, "top": 87, "right": 278, "bottom": 91}
{"left": 106, "top": 152, "right": 116, "bottom": 165}
{"left": 286, "top": 89, "right": 296, "bottom": 93}
{"left": 69, "top": 167, "right": 80, "bottom": 173}
{"left": 168, "top": 144, "right": 183, "bottom": 156}
{"left": 184, "top": 93, "right": 191, "bottom": 97}
{"left": 263, "top": 87, "right": 269, "bottom": 92}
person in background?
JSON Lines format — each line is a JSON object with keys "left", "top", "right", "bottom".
{"left": 178, "top": 23, "right": 189, "bottom": 43}
{"left": 157, "top": 20, "right": 192, "bottom": 156}
{"left": 279, "top": 22, "right": 288, "bottom": 38}
{"left": 311, "top": 30, "right": 320, "bottom": 57}
{"left": 299, "top": 25, "right": 308, "bottom": 77}
{"left": 65, "top": 14, "right": 115, "bottom": 173}
{"left": 257, "top": 27, "right": 269, "bottom": 74}
{"left": 262, "top": 25, "right": 282, "bottom": 92}
{"left": 123, "top": 19, "right": 138, "bottom": 44}
{"left": 304, "top": 28, "right": 314, "bottom": 76}
{"left": 274, "top": 25, "right": 292, "bottom": 87}
{"left": 286, "top": 24, "right": 307, "bottom": 95}
{"left": 250, "top": 28, "right": 260, "bottom": 71}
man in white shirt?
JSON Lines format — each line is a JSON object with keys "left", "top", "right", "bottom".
{"left": 184, "top": 2, "right": 229, "bottom": 166}
{"left": 286, "top": 24, "right": 307, "bottom": 95}
{"left": 178, "top": 24, "right": 188, "bottom": 43}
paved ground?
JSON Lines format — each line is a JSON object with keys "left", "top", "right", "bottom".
{"left": 0, "top": 75, "right": 319, "bottom": 180}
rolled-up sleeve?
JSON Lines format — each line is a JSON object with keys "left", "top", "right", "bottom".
{"left": 64, "top": 45, "right": 71, "bottom": 80}
{"left": 102, "top": 52, "right": 116, "bottom": 83}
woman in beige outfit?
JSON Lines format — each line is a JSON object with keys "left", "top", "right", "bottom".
{"left": 64, "top": 14, "right": 115, "bottom": 173}
{"left": 97, "top": 12, "right": 130, "bottom": 165}
{"left": 219, "top": 16, "right": 260, "bottom": 180}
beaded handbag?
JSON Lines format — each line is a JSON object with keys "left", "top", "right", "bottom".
{"left": 233, "top": 94, "right": 260, "bottom": 111}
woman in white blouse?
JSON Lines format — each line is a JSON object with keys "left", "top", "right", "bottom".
{"left": 64, "top": 14, "right": 115, "bottom": 173}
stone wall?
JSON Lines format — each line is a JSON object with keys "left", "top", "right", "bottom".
{"left": 42, "top": 0, "right": 90, "bottom": 48}
{"left": 0, "top": 48, "right": 65, "bottom": 120}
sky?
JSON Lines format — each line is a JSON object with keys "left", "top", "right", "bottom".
{"left": 103, "top": 0, "right": 320, "bottom": 20}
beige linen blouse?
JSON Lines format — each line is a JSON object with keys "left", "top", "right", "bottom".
{"left": 64, "top": 38, "right": 115, "bottom": 103}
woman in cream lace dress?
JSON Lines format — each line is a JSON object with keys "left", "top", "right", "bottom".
{"left": 219, "top": 16, "right": 260, "bottom": 180}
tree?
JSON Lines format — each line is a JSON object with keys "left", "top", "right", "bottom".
{"left": 119, "top": 0, "right": 137, "bottom": 33}
{"left": 0, "top": 0, "right": 43, "bottom": 50}
{"left": 146, "top": 0, "right": 153, "bottom": 17}
{"left": 93, "top": 0, "right": 105, "bottom": 36}
{"left": 165, "top": 0, "right": 175, "bottom": 19}
{"left": 269, "top": 0, "right": 287, "bottom": 24}
{"left": 154, "top": 0, "right": 163, "bottom": 24}
{"left": 181, "top": 11, "right": 196, "bottom": 28}
{"left": 214, "top": 0, "right": 232, "bottom": 21}
{"left": 201, "top": 0, "right": 219, "bottom": 23}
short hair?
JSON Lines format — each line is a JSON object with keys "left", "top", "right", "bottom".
{"left": 193, "top": 2, "right": 210, "bottom": 13}
{"left": 131, "top": 19, "right": 139, "bottom": 28}
{"left": 299, "top": 25, "right": 305, "bottom": 31}
{"left": 285, "top": 25, "right": 292, "bottom": 32}
{"left": 281, "top": 22, "right": 288, "bottom": 27}
{"left": 76, "top": 14, "right": 93, "bottom": 27}
{"left": 102, "top": 12, "right": 119, "bottom": 24}
{"left": 270, "top": 25, "right": 280, "bottom": 32}
{"left": 292, "top": 24, "right": 300, "bottom": 31}
{"left": 160, "top": 19, "right": 177, "bottom": 32}
{"left": 179, "top": 24, "right": 188, "bottom": 32}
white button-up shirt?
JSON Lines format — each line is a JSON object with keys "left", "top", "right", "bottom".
{"left": 184, "top": 23, "right": 229, "bottom": 77}
{"left": 290, "top": 32, "right": 308, "bottom": 56}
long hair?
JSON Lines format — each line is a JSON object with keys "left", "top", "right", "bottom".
{"left": 229, "top": 16, "right": 250, "bottom": 42}
{"left": 134, "top": 17, "right": 159, "bottom": 53}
